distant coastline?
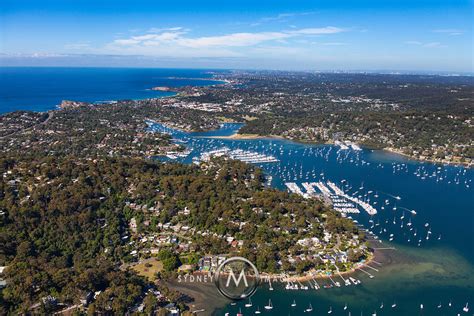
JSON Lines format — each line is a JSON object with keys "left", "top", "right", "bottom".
{"left": 0, "top": 67, "right": 226, "bottom": 114}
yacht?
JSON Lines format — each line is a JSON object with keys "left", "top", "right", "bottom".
{"left": 291, "top": 300, "right": 296, "bottom": 307}
{"left": 264, "top": 299, "right": 273, "bottom": 310}
{"left": 463, "top": 303, "right": 469, "bottom": 312}
{"left": 305, "top": 303, "right": 313, "bottom": 312}
{"left": 245, "top": 298, "right": 252, "bottom": 308}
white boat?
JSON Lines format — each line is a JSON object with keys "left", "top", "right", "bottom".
{"left": 349, "top": 277, "right": 361, "bottom": 285}
{"left": 344, "top": 303, "right": 348, "bottom": 310}
{"left": 264, "top": 299, "right": 273, "bottom": 310}
{"left": 392, "top": 302, "right": 397, "bottom": 308}
{"left": 327, "top": 306, "right": 332, "bottom": 314}
{"left": 305, "top": 303, "right": 313, "bottom": 312}
{"left": 463, "top": 303, "right": 469, "bottom": 312}
{"left": 245, "top": 298, "right": 252, "bottom": 308}
{"left": 255, "top": 306, "right": 261, "bottom": 314}
{"left": 420, "top": 304, "right": 423, "bottom": 309}
{"left": 291, "top": 300, "right": 296, "bottom": 307}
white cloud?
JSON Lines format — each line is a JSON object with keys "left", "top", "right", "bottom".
{"left": 405, "top": 41, "right": 446, "bottom": 48}
{"left": 289, "top": 27, "right": 343, "bottom": 35}
{"left": 114, "top": 39, "right": 140, "bottom": 45}
{"left": 405, "top": 41, "right": 423, "bottom": 45}
{"left": 250, "top": 11, "right": 318, "bottom": 26}
{"left": 147, "top": 26, "right": 186, "bottom": 33}
{"left": 64, "top": 42, "right": 91, "bottom": 50}
{"left": 433, "top": 29, "right": 464, "bottom": 36}
{"left": 322, "top": 42, "right": 348, "bottom": 46}
{"left": 176, "top": 32, "right": 290, "bottom": 48}
{"left": 7, "top": 52, "right": 70, "bottom": 58}
{"left": 424, "top": 42, "right": 443, "bottom": 48}
{"left": 110, "top": 26, "right": 345, "bottom": 51}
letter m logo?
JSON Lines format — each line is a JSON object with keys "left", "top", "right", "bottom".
{"left": 226, "top": 268, "right": 248, "bottom": 288}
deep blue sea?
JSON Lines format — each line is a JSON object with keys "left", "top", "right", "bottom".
{"left": 0, "top": 67, "right": 223, "bottom": 114}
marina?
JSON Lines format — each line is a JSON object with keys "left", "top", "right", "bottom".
{"left": 148, "top": 122, "right": 474, "bottom": 316}
{"left": 196, "top": 147, "right": 279, "bottom": 164}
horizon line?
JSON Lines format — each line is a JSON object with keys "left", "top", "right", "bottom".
{"left": 0, "top": 65, "right": 473, "bottom": 76}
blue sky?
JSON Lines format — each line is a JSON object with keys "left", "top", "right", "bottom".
{"left": 0, "top": 0, "right": 472, "bottom": 72}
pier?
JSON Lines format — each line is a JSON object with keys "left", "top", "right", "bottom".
{"left": 199, "top": 147, "right": 279, "bottom": 164}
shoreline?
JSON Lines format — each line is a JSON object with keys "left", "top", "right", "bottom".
{"left": 206, "top": 130, "right": 472, "bottom": 168}
{"left": 257, "top": 249, "right": 376, "bottom": 284}
{"left": 165, "top": 248, "right": 381, "bottom": 314}
{"left": 165, "top": 279, "right": 229, "bottom": 315}
{"left": 204, "top": 133, "right": 277, "bottom": 140}
{"left": 383, "top": 146, "right": 473, "bottom": 168}
{"left": 3, "top": 89, "right": 471, "bottom": 168}
{"left": 1, "top": 74, "right": 229, "bottom": 116}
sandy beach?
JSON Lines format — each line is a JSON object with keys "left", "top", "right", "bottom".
{"left": 165, "top": 246, "right": 382, "bottom": 314}
{"left": 165, "top": 278, "right": 229, "bottom": 315}
{"left": 206, "top": 133, "right": 286, "bottom": 140}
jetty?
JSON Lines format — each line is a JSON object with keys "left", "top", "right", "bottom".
{"left": 199, "top": 147, "right": 279, "bottom": 164}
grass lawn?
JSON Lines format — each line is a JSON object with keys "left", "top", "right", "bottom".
{"left": 132, "top": 258, "right": 163, "bottom": 281}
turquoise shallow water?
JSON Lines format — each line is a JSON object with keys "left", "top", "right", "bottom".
{"left": 151, "top": 123, "right": 474, "bottom": 316}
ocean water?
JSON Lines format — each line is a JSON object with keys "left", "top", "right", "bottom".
{"left": 150, "top": 123, "right": 474, "bottom": 316}
{"left": 0, "top": 67, "right": 223, "bottom": 114}
{"left": 1, "top": 66, "right": 472, "bottom": 314}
